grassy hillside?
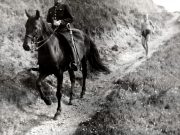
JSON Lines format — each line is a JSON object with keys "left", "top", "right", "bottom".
{"left": 67, "top": 0, "right": 156, "bottom": 33}
{"left": 0, "top": 0, "right": 157, "bottom": 37}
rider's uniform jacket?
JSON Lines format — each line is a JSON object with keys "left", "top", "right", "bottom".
{"left": 47, "top": 2, "right": 73, "bottom": 31}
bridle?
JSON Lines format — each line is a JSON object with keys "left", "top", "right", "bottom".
{"left": 25, "top": 25, "right": 59, "bottom": 51}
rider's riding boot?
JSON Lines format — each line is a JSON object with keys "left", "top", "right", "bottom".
{"left": 70, "top": 44, "right": 78, "bottom": 71}
{"left": 70, "top": 61, "right": 78, "bottom": 71}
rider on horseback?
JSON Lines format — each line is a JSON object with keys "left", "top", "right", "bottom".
{"left": 47, "top": 0, "right": 78, "bottom": 71}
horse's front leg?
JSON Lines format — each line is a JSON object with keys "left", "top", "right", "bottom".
{"left": 68, "top": 69, "right": 75, "bottom": 105}
{"left": 36, "top": 72, "right": 52, "bottom": 105}
{"left": 54, "top": 71, "right": 63, "bottom": 120}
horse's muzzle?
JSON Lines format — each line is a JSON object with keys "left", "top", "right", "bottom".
{"left": 23, "top": 43, "right": 30, "bottom": 51}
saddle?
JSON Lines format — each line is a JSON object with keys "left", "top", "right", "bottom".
{"left": 55, "top": 28, "right": 84, "bottom": 70}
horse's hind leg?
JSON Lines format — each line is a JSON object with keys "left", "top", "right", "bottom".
{"left": 80, "top": 58, "right": 87, "bottom": 98}
{"left": 68, "top": 69, "right": 75, "bottom": 105}
{"left": 54, "top": 71, "right": 63, "bottom": 120}
{"left": 36, "top": 72, "right": 52, "bottom": 105}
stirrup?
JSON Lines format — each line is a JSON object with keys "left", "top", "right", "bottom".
{"left": 69, "top": 63, "right": 78, "bottom": 71}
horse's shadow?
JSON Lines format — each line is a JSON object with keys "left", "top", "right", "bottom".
{"left": 61, "top": 82, "right": 82, "bottom": 106}
{"left": 19, "top": 69, "right": 83, "bottom": 109}
{"left": 0, "top": 70, "right": 38, "bottom": 113}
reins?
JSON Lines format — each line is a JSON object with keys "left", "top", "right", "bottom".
{"left": 35, "top": 26, "right": 59, "bottom": 51}
{"left": 26, "top": 22, "right": 73, "bottom": 52}
{"left": 26, "top": 25, "right": 59, "bottom": 51}
{"left": 34, "top": 32, "right": 55, "bottom": 51}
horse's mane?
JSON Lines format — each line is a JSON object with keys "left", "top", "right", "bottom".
{"left": 40, "top": 17, "right": 54, "bottom": 36}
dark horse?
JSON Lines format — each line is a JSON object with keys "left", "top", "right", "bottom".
{"left": 23, "top": 10, "right": 110, "bottom": 120}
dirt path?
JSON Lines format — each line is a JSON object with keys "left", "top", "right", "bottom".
{"left": 25, "top": 13, "right": 180, "bottom": 135}
{"left": 112, "top": 13, "right": 180, "bottom": 75}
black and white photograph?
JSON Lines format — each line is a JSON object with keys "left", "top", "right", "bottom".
{"left": 0, "top": 0, "right": 180, "bottom": 134}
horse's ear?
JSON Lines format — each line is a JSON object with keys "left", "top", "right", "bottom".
{"left": 35, "top": 10, "right": 40, "bottom": 19}
{"left": 25, "top": 10, "right": 31, "bottom": 18}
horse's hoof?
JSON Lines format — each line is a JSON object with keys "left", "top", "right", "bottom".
{"left": 68, "top": 102, "right": 72, "bottom": 105}
{"left": 53, "top": 112, "right": 61, "bottom": 120}
{"left": 80, "top": 92, "right": 84, "bottom": 98}
{"left": 53, "top": 115, "right": 58, "bottom": 120}
{"left": 44, "top": 98, "right": 52, "bottom": 106}
{"left": 80, "top": 94, "right": 84, "bottom": 99}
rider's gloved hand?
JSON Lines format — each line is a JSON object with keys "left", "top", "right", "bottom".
{"left": 53, "top": 20, "right": 61, "bottom": 26}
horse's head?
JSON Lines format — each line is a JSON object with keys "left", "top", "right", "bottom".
{"left": 23, "top": 10, "right": 43, "bottom": 51}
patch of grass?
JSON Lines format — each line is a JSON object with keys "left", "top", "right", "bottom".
{"left": 74, "top": 89, "right": 130, "bottom": 135}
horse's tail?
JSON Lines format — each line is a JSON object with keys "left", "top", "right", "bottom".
{"left": 86, "top": 36, "right": 110, "bottom": 74}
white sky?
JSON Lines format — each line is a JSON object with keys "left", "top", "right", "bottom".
{"left": 153, "top": 0, "right": 180, "bottom": 12}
